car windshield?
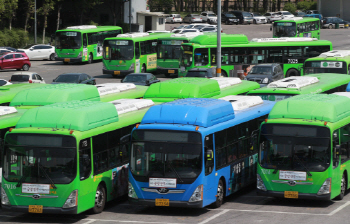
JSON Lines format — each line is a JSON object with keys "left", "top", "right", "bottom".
{"left": 304, "top": 61, "right": 348, "bottom": 75}
{"left": 11, "top": 75, "right": 29, "bottom": 82}
{"left": 103, "top": 40, "right": 134, "bottom": 60}
{"left": 3, "top": 134, "right": 77, "bottom": 184}
{"left": 55, "top": 31, "right": 82, "bottom": 49}
{"left": 225, "top": 14, "right": 234, "bottom": 17}
{"left": 283, "top": 12, "right": 292, "bottom": 15}
{"left": 182, "top": 30, "right": 196, "bottom": 33}
{"left": 243, "top": 12, "right": 252, "bottom": 17}
{"left": 274, "top": 22, "right": 297, "bottom": 37}
{"left": 55, "top": 74, "right": 79, "bottom": 83}
{"left": 208, "top": 14, "right": 216, "bottom": 17}
{"left": 259, "top": 124, "right": 331, "bottom": 172}
{"left": 180, "top": 45, "right": 193, "bottom": 67}
{"left": 249, "top": 66, "right": 272, "bottom": 74}
{"left": 191, "top": 14, "right": 200, "bottom": 17}
{"left": 157, "top": 39, "right": 183, "bottom": 59}
{"left": 130, "top": 130, "right": 202, "bottom": 183}
{"left": 202, "top": 28, "right": 216, "bottom": 31}
{"left": 173, "top": 30, "right": 181, "bottom": 33}
{"left": 22, "top": 44, "right": 35, "bottom": 49}
{"left": 174, "top": 15, "right": 181, "bottom": 18}
{"left": 253, "top": 13, "right": 262, "bottom": 16}
{"left": 176, "top": 25, "right": 186, "bottom": 29}
{"left": 248, "top": 93, "right": 295, "bottom": 102}
{"left": 123, "top": 75, "right": 147, "bottom": 83}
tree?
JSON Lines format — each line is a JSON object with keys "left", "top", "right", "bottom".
{"left": 4, "top": 0, "right": 18, "bottom": 30}
{"left": 38, "top": 0, "right": 55, "bottom": 43}
{"left": 284, "top": 2, "right": 297, "bottom": 14}
{"left": 103, "top": 0, "right": 123, "bottom": 25}
{"left": 72, "top": 0, "right": 102, "bottom": 25}
{"left": 24, "top": 0, "right": 35, "bottom": 32}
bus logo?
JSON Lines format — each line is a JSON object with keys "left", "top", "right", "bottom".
{"left": 157, "top": 188, "right": 169, "bottom": 194}
{"left": 288, "top": 180, "right": 296, "bottom": 186}
{"left": 335, "top": 62, "right": 341, "bottom": 67}
{"left": 32, "top": 194, "right": 41, "bottom": 200}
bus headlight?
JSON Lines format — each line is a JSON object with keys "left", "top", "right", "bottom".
{"left": 317, "top": 178, "right": 331, "bottom": 195}
{"left": 261, "top": 78, "right": 269, "bottom": 84}
{"left": 257, "top": 174, "right": 267, "bottom": 191}
{"left": 129, "top": 63, "right": 135, "bottom": 71}
{"left": 63, "top": 190, "right": 78, "bottom": 208}
{"left": 128, "top": 182, "right": 138, "bottom": 199}
{"left": 103, "top": 63, "right": 106, "bottom": 70}
{"left": 1, "top": 187, "right": 10, "bottom": 205}
{"left": 78, "top": 51, "right": 82, "bottom": 57}
{"left": 189, "top": 184, "right": 203, "bottom": 202}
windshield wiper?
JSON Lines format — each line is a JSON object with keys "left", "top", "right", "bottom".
{"left": 272, "top": 157, "right": 290, "bottom": 174}
{"left": 16, "top": 170, "right": 28, "bottom": 187}
{"left": 167, "top": 161, "right": 184, "bottom": 183}
{"left": 38, "top": 164, "right": 57, "bottom": 189}
{"left": 293, "top": 154, "right": 312, "bottom": 177}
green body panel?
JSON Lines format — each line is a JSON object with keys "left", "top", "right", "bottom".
{"left": 0, "top": 84, "right": 46, "bottom": 105}
{"left": 190, "top": 33, "right": 249, "bottom": 45}
{"left": 247, "top": 73, "right": 350, "bottom": 96}
{"left": 273, "top": 18, "right": 321, "bottom": 39}
{"left": 99, "top": 85, "right": 148, "bottom": 102}
{"left": 304, "top": 56, "right": 350, "bottom": 75}
{"left": 10, "top": 84, "right": 100, "bottom": 107}
{"left": 0, "top": 109, "right": 26, "bottom": 130}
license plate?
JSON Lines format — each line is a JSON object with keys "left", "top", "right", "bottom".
{"left": 114, "top": 71, "right": 120, "bottom": 75}
{"left": 29, "top": 205, "right": 43, "bottom": 213}
{"left": 155, "top": 199, "right": 169, "bottom": 206}
{"left": 64, "top": 58, "right": 70, "bottom": 62}
{"left": 284, "top": 191, "right": 298, "bottom": 199}
{"left": 168, "top": 70, "right": 175, "bottom": 74}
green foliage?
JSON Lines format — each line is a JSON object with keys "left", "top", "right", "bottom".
{"left": 0, "top": 29, "right": 28, "bottom": 48}
{"left": 149, "top": 0, "right": 173, "bottom": 13}
{"left": 283, "top": 2, "right": 297, "bottom": 14}
{"left": 116, "top": 23, "right": 130, "bottom": 33}
{"left": 297, "top": 1, "right": 317, "bottom": 11}
{"left": 88, "top": 20, "right": 99, "bottom": 26}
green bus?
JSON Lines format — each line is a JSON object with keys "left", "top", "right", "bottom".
{"left": 247, "top": 73, "right": 350, "bottom": 101}
{"left": 257, "top": 93, "right": 350, "bottom": 200}
{"left": 304, "top": 50, "right": 350, "bottom": 75}
{"left": 143, "top": 77, "right": 260, "bottom": 102}
{"left": 1, "top": 99, "right": 157, "bottom": 214}
{"left": 273, "top": 17, "right": 321, "bottom": 39}
{"left": 157, "top": 33, "right": 203, "bottom": 77}
{"left": 0, "top": 84, "right": 45, "bottom": 106}
{"left": 102, "top": 33, "right": 172, "bottom": 77}
{"left": 55, "top": 25, "right": 123, "bottom": 64}
{"left": 179, "top": 33, "right": 332, "bottom": 77}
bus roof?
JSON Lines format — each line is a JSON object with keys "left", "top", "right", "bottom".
{"left": 305, "top": 50, "right": 350, "bottom": 62}
{"left": 189, "top": 33, "right": 249, "bottom": 45}
{"left": 143, "top": 77, "right": 259, "bottom": 102}
{"left": 56, "top": 25, "right": 122, "bottom": 33}
{"left": 141, "top": 96, "right": 275, "bottom": 128}
{"left": 0, "top": 83, "right": 45, "bottom": 105}
{"left": 275, "top": 17, "right": 320, "bottom": 23}
{"left": 247, "top": 73, "right": 350, "bottom": 95}
{"left": 268, "top": 94, "right": 350, "bottom": 123}
{"left": 105, "top": 32, "right": 172, "bottom": 42}
{"left": 10, "top": 84, "right": 100, "bottom": 107}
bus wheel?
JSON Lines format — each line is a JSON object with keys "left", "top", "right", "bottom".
{"left": 212, "top": 179, "right": 224, "bottom": 208}
{"left": 92, "top": 185, "right": 106, "bottom": 214}
{"left": 141, "top": 65, "right": 146, "bottom": 73}
{"left": 221, "top": 70, "right": 228, "bottom": 77}
{"left": 336, "top": 174, "right": 346, "bottom": 200}
{"left": 88, "top": 53, "right": 93, "bottom": 64}
{"left": 285, "top": 68, "right": 299, "bottom": 77}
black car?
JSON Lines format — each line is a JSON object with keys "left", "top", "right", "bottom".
{"left": 221, "top": 13, "right": 239, "bottom": 25}
{"left": 229, "top": 11, "right": 253, "bottom": 24}
{"left": 185, "top": 67, "right": 216, "bottom": 78}
{"left": 322, "top": 17, "right": 349, "bottom": 29}
{"left": 52, "top": 73, "right": 96, "bottom": 85}
{"left": 121, "top": 73, "right": 160, "bottom": 86}
{"left": 245, "top": 64, "right": 284, "bottom": 87}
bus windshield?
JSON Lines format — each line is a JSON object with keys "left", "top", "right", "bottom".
{"left": 130, "top": 130, "right": 202, "bottom": 182}
{"left": 103, "top": 40, "right": 134, "bottom": 60}
{"left": 157, "top": 40, "right": 183, "bottom": 59}
{"left": 273, "top": 22, "right": 296, "bottom": 37}
{"left": 55, "top": 31, "right": 82, "bottom": 49}
{"left": 304, "top": 61, "right": 348, "bottom": 75}
{"left": 259, "top": 124, "right": 331, "bottom": 172}
{"left": 248, "top": 93, "right": 295, "bottom": 102}
{"left": 180, "top": 45, "right": 194, "bottom": 67}
{"left": 3, "top": 134, "right": 77, "bottom": 184}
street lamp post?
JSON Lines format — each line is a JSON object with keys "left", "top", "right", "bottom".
{"left": 217, "top": 0, "right": 221, "bottom": 77}
{"left": 34, "top": 0, "right": 37, "bottom": 44}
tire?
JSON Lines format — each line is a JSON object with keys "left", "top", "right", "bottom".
{"left": 336, "top": 174, "right": 346, "bottom": 200}
{"left": 22, "top": 64, "right": 29, "bottom": 71}
{"left": 49, "top": 53, "right": 55, "bottom": 61}
{"left": 171, "top": 20, "right": 174, "bottom": 24}
{"left": 253, "top": 20, "right": 257, "bottom": 24}
{"left": 141, "top": 65, "right": 146, "bottom": 73}
{"left": 212, "top": 179, "right": 224, "bottom": 208}
{"left": 221, "top": 70, "right": 228, "bottom": 77}
{"left": 92, "top": 185, "right": 106, "bottom": 214}
{"left": 268, "top": 19, "right": 271, "bottom": 23}
{"left": 285, "top": 68, "right": 299, "bottom": 77}
{"left": 328, "top": 24, "right": 333, "bottom": 29}
{"left": 88, "top": 53, "right": 93, "bottom": 64}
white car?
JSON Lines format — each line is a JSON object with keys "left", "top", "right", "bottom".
{"left": 9, "top": 72, "right": 46, "bottom": 84}
{"left": 251, "top": 12, "right": 267, "bottom": 24}
{"left": 200, "top": 11, "right": 218, "bottom": 24}
{"left": 277, "top": 11, "right": 295, "bottom": 19}
{"left": 171, "top": 25, "right": 187, "bottom": 33}
{"left": 176, "top": 29, "right": 201, "bottom": 34}
{"left": 264, "top": 12, "right": 283, "bottom": 23}
{"left": 18, "top": 44, "right": 56, "bottom": 60}
{"left": 200, "top": 25, "right": 223, "bottom": 33}
{"left": 166, "top": 14, "right": 182, "bottom": 24}
{"left": 146, "top": 30, "right": 170, "bottom": 33}
{"left": 0, "top": 79, "right": 12, "bottom": 86}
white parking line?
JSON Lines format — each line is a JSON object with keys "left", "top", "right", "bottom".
{"left": 198, "top": 209, "right": 230, "bottom": 224}
{"left": 83, "top": 220, "right": 96, "bottom": 224}
{"left": 327, "top": 201, "right": 350, "bottom": 216}
{"left": 82, "top": 219, "right": 185, "bottom": 224}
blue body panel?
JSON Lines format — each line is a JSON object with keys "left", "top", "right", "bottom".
{"left": 346, "top": 82, "right": 350, "bottom": 92}
{"left": 130, "top": 98, "right": 276, "bottom": 207}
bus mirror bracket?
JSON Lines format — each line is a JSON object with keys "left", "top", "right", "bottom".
{"left": 335, "top": 145, "right": 341, "bottom": 158}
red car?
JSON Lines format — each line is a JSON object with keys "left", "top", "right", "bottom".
{"left": 0, "top": 52, "right": 31, "bottom": 71}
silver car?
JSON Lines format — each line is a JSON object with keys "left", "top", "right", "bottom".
{"left": 183, "top": 14, "right": 202, "bottom": 23}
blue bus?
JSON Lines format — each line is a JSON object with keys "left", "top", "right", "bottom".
{"left": 128, "top": 96, "right": 275, "bottom": 208}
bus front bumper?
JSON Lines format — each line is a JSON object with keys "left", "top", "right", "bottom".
{"left": 157, "top": 68, "right": 178, "bottom": 76}
{"left": 55, "top": 56, "right": 83, "bottom": 63}
{"left": 129, "top": 198, "right": 203, "bottom": 208}
{"left": 256, "top": 189, "right": 331, "bottom": 200}
{"left": 2, "top": 205, "right": 78, "bottom": 214}
{"left": 103, "top": 69, "right": 134, "bottom": 77}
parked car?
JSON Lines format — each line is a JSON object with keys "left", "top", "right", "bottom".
{"left": 294, "top": 11, "right": 307, "bottom": 17}
{"left": 0, "top": 49, "right": 13, "bottom": 54}
{"left": 175, "top": 29, "right": 201, "bottom": 34}
{"left": 305, "top": 10, "right": 319, "bottom": 14}
{"left": 171, "top": 25, "right": 187, "bottom": 33}
{"left": 277, "top": 11, "right": 295, "bottom": 19}
{"left": 230, "top": 11, "right": 253, "bottom": 24}
{"left": 9, "top": 72, "right": 45, "bottom": 84}
{"left": 251, "top": 12, "right": 267, "bottom": 24}
{"left": 221, "top": 13, "right": 239, "bottom": 25}
{"left": 0, "top": 46, "right": 19, "bottom": 52}
{"left": 0, "top": 52, "right": 31, "bottom": 71}
{"left": 183, "top": 14, "right": 202, "bottom": 23}
{"left": 322, "top": 17, "right": 349, "bottom": 29}
{"left": 200, "top": 11, "right": 217, "bottom": 24}
{"left": 17, "top": 44, "right": 56, "bottom": 60}
{"left": 121, "top": 73, "right": 160, "bottom": 86}
{"left": 52, "top": 73, "right": 96, "bottom": 85}
{"left": 0, "top": 79, "right": 12, "bottom": 86}
{"left": 146, "top": 30, "right": 170, "bottom": 33}
{"left": 199, "top": 25, "right": 223, "bottom": 33}
{"left": 165, "top": 14, "right": 182, "bottom": 24}
{"left": 303, "top": 14, "right": 323, "bottom": 23}
{"left": 185, "top": 67, "right": 216, "bottom": 78}
{"left": 244, "top": 64, "right": 284, "bottom": 87}
{"left": 264, "top": 12, "right": 283, "bottom": 23}
{"left": 185, "top": 23, "right": 211, "bottom": 29}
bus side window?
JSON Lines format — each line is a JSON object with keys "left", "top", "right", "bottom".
{"left": 333, "top": 129, "right": 340, "bottom": 168}
{"left": 215, "top": 130, "right": 227, "bottom": 170}
{"left": 340, "top": 124, "right": 350, "bottom": 164}
{"left": 135, "top": 42, "right": 140, "bottom": 59}
{"left": 348, "top": 65, "right": 350, "bottom": 75}
{"left": 79, "top": 138, "right": 91, "bottom": 180}
{"left": 205, "top": 134, "right": 214, "bottom": 175}
{"left": 92, "top": 133, "right": 109, "bottom": 175}
{"left": 83, "top": 33, "right": 87, "bottom": 48}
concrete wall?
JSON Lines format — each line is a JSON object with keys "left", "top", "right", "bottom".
{"left": 319, "top": 0, "right": 350, "bottom": 21}
{"left": 124, "top": 0, "right": 147, "bottom": 24}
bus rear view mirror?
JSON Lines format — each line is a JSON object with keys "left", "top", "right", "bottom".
{"left": 206, "top": 149, "right": 213, "bottom": 161}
